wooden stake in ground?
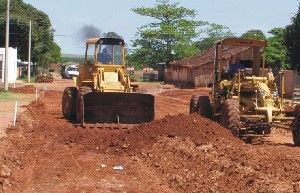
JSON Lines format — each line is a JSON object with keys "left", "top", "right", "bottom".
{"left": 13, "top": 101, "right": 18, "bottom": 126}
{"left": 35, "top": 88, "right": 38, "bottom": 101}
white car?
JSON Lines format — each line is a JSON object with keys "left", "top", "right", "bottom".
{"left": 65, "top": 65, "right": 79, "bottom": 79}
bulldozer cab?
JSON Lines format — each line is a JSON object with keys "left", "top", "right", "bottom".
{"left": 85, "top": 37, "right": 125, "bottom": 66}
{"left": 78, "top": 37, "right": 129, "bottom": 91}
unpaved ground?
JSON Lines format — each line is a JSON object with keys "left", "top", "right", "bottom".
{"left": 0, "top": 86, "right": 36, "bottom": 137}
{"left": 0, "top": 81, "right": 300, "bottom": 193}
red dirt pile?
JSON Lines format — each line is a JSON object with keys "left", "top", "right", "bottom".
{"left": 60, "top": 114, "right": 241, "bottom": 156}
{"left": 2, "top": 91, "right": 300, "bottom": 192}
{"left": 61, "top": 113, "right": 300, "bottom": 192}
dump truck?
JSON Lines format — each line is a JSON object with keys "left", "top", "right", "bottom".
{"left": 62, "top": 37, "right": 154, "bottom": 126}
{"left": 190, "top": 38, "right": 299, "bottom": 144}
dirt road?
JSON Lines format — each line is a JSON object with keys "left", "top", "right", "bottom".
{"left": 1, "top": 81, "right": 300, "bottom": 193}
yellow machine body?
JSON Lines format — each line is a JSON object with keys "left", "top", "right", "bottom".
{"left": 62, "top": 37, "right": 154, "bottom": 125}
{"left": 212, "top": 38, "right": 293, "bottom": 135}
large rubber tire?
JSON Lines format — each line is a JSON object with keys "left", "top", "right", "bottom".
{"left": 62, "top": 87, "right": 77, "bottom": 120}
{"left": 197, "top": 96, "right": 212, "bottom": 118}
{"left": 221, "top": 99, "right": 241, "bottom": 137}
{"left": 190, "top": 95, "right": 200, "bottom": 114}
{"left": 189, "top": 95, "right": 212, "bottom": 118}
{"left": 76, "top": 87, "right": 92, "bottom": 126}
{"left": 293, "top": 104, "right": 300, "bottom": 146}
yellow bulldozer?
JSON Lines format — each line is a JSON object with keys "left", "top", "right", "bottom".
{"left": 190, "top": 38, "right": 299, "bottom": 144}
{"left": 62, "top": 37, "right": 154, "bottom": 125}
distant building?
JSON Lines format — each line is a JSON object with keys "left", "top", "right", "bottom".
{"left": 0, "top": 48, "right": 18, "bottom": 83}
{"left": 164, "top": 46, "right": 252, "bottom": 88}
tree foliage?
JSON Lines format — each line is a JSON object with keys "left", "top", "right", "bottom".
{"left": 241, "top": 29, "right": 290, "bottom": 69}
{"left": 61, "top": 56, "right": 84, "bottom": 64}
{"left": 241, "top": 29, "right": 266, "bottom": 40}
{"left": 104, "top": 32, "right": 122, "bottom": 39}
{"left": 131, "top": 0, "right": 206, "bottom": 68}
{"left": 195, "top": 24, "right": 235, "bottom": 52}
{"left": 285, "top": 3, "right": 300, "bottom": 71}
{"left": 0, "top": 0, "right": 61, "bottom": 69}
{"left": 265, "top": 28, "right": 289, "bottom": 69}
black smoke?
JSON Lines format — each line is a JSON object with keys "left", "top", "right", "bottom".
{"left": 77, "top": 25, "right": 102, "bottom": 42}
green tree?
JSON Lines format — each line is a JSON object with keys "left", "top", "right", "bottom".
{"left": 265, "top": 28, "right": 289, "bottom": 69}
{"left": 131, "top": 0, "right": 206, "bottom": 67}
{"left": 285, "top": 3, "right": 300, "bottom": 70}
{"left": 61, "top": 57, "right": 84, "bottom": 64}
{"left": 241, "top": 29, "right": 266, "bottom": 40}
{"left": 0, "top": 0, "right": 61, "bottom": 70}
{"left": 196, "top": 23, "right": 235, "bottom": 52}
{"left": 104, "top": 32, "right": 122, "bottom": 39}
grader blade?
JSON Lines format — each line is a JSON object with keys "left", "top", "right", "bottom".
{"left": 83, "top": 92, "right": 154, "bottom": 124}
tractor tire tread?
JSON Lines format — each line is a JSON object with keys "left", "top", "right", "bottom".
{"left": 222, "top": 99, "right": 240, "bottom": 137}
{"left": 62, "top": 87, "right": 77, "bottom": 120}
{"left": 197, "top": 96, "right": 212, "bottom": 118}
{"left": 293, "top": 106, "right": 300, "bottom": 146}
{"left": 76, "top": 86, "right": 93, "bottom": 125}
{"left": 190, "top": 95, "right": 200, "bottom": 114}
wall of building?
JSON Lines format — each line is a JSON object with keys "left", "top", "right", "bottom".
{"left": 164, "top": 66, "right": 194, "bottom": 87}
{"left": 165, "top": 48, "right": 255, "bottom": 87}
{"left": 0, "top": 48, "right": 18, "bottom": 83}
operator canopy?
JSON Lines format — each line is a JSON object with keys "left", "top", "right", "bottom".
{"left": 85, "top": 37, "right": 125, "bottom": 65}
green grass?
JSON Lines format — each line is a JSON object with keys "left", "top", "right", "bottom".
{"left": 17, "top": 75, "right": 37, "bottom": 83}
{"left": 0, "top": 90, "right": 34, "bottom": 102}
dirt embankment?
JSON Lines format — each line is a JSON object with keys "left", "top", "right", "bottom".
{"left": 6, "top": 85, "right": 36, "bottom": 94}
{"left": 0, "top": 88, "right": 300, "bottom": 192}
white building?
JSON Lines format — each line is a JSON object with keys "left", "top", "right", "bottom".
{"left": 0, "top": 47, "right": 18, "bottom": 83}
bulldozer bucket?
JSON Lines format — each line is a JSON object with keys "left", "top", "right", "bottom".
{"left": 82, "top": 92, "right": 154, "bottom": 124}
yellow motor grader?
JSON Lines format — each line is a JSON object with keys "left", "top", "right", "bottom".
{"left": 62, "top": 37, "right": 154, "bottom": 125}
{"left": 190, "top": 38, "right": 299, "bottom": 144}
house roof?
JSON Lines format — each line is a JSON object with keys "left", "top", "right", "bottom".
{"left": 215, "top": 38, "right": 267, "bottom": 47}
{"left": 171, "top": 46, "right": 249, "bottom": 68}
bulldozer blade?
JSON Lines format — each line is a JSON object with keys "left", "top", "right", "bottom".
{"left": 83, "top": 92, "right": 154, "bottom": 124}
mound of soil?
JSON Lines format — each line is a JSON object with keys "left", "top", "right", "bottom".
{"left": 61, "top": 114, "right": 241, "bottom": 156}
{"left": 9, "top": 85, "right": 36, "bottom": 94}
{"left": 114, "top": 114, "right": 242, "bottom": 154}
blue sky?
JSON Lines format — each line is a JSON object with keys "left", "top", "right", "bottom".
{"left": 23, "top": 0, "right": 299, "bottom": 54}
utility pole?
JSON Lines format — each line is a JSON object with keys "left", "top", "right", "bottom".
{"left": 27, "top": 21, "right": 31, "bottom": 83}
{"left": 4, "top": 0, "right": 10, "bottom": 91}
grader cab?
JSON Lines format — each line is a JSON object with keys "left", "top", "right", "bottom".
{"left": 62, "top": 37, "right": 154, "bottom": 126}
{"left": 190, "top": 38, "right": 299, "bottom": 144}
